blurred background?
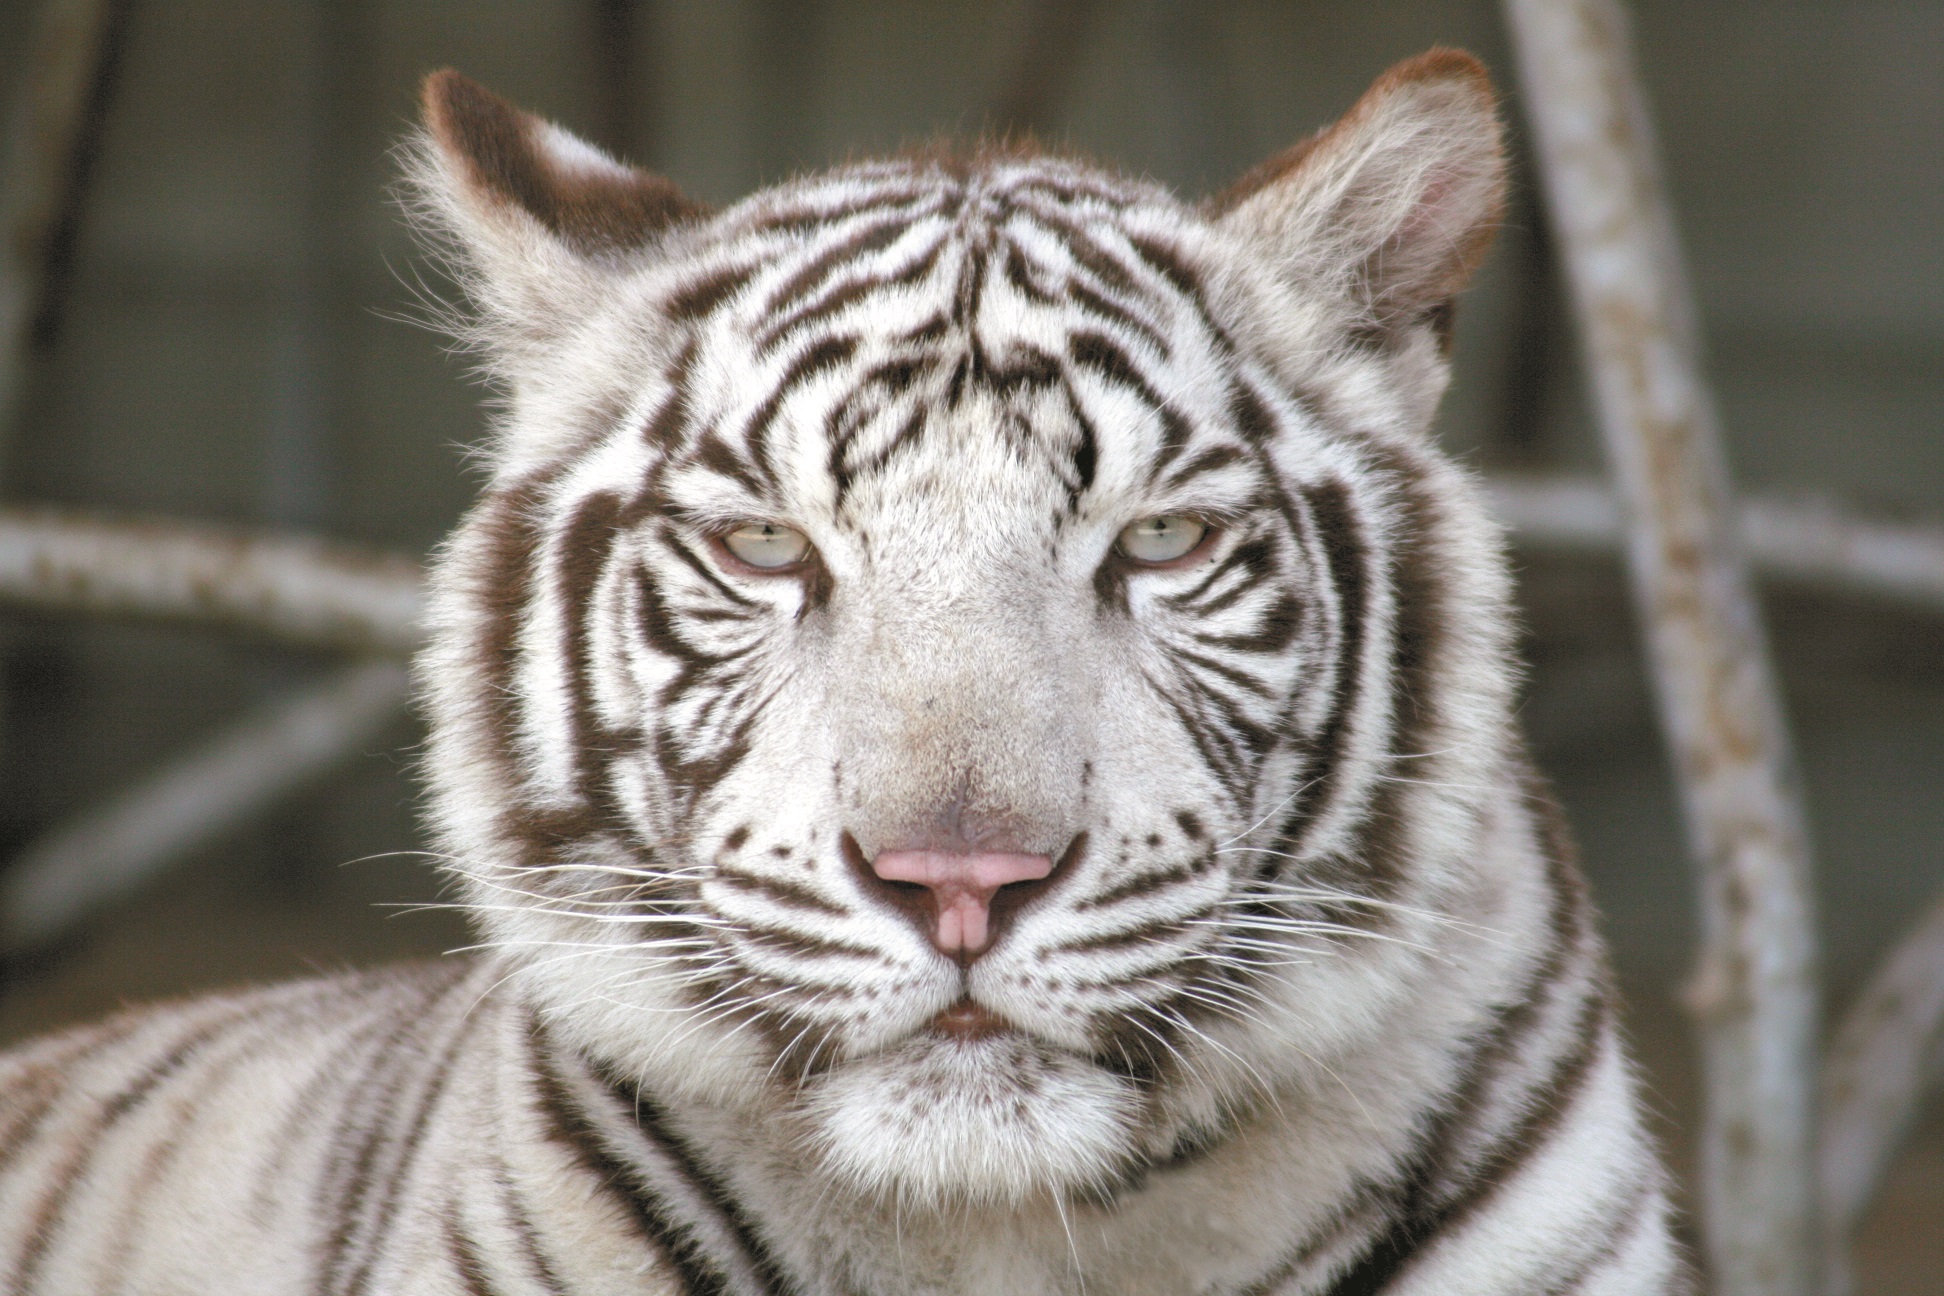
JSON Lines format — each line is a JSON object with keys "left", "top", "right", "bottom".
{"left": 0, "top": 0, "right": 1937, "bottom": 1288}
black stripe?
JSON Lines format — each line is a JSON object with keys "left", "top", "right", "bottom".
{"left": 763, "top": 220, "right": 911, "bottom": 314}
{"left": 1318, "top": 993, "right": 1607, "bottom": 1296}
{"left": 691, "top": 429, "right": 765, "bottom": 492}
{"left": 1125, "top": 233, "right": 1241, "bottom": 361}
{"left": 554, "top": 491, "right": 629, "bottom": 817}
{"left": 1270, "top": 480, "right": 1368, "bottom": 858}
{"left": 464, "top": 480, "right": 551, "bottom": 863}
{"left": 1070, "top": 400, "right": 1098, "bottom": 498}
{"left": 446, "top": 1205, "right": 503, "bottom": 1296}
{"left": 10, "top": 1000, "right": 277, "bottom": 1294}
{"left": 1068, "top": 279, "right": 1169, "bottom": 357}
{"left": 733, "top": 924, "right": 889, "bottom": 963}
{"left": 332, "top": 970, "right": 482, "bottom": 1296}
{"left": 1174, "top": 646, "right": 1276, "bottom": 699}
{"left": 586, "top": 1055, "right": 798, "bottom": 1295}
{"left": 1330, "top": 448, "right": 1458, "bottom": 904}
{"left": 632, "top": 555, "right": 761, "bottom": 808}
{"left": 1080, "top": 865, "right": 1197, "bottom": 909}
{"left": 744, "top": 189, "right": 934, "bottom": 237}
{"left": 1068, "top": 330, "right": 1193, "bottom": 477}
{"left": 1011, "top": 174, "right": 1136, "bottom": 210}
{"left": 712, "top": 870, "right": 848, "bottom": 918}
{"left": 1002, "top": 243, "right": 1056, "bottom": 303}
{"left": 662, "top": 532, "right": 762, "bottom": 609}
{"left": 1192, "top": 589, "right": 1304, "bottom": 656}
{"left": 496, "top": 1171, "right": 571, "bottom": 1295}
{"left": 258, "top": 972, "right": 460, "bottom": 1229}
{"left": 1227, "top": 379, "right": 1279, "bottom": 445}
{"left": 1164, "top": 534, "right": 1277, "bottom": 614}
{"left": 668, "top": 264, "right": 756, "bottom": 322}
{"left": 745, "top": 335, "right": 860, "bottom": 485}
{"left": 99, "top": 988, "right": 350, "bottom": 1286}
{"left": 312, "top": 978, "right": 463, "bottom": 1289}
{"left": 1145, "top": 670, "right": 1250, "bottom": 802}
{"left": 757, "top": 239, "right": 943, "bottom": 354}
{"left": 0, "top": 1018, "right": 143, "bottom": 1168}
{"left": 1164, "top": 443, "right": 1246, "bottom": 488}
{"left": 1545, "top": 1173, "right": 1658, "bottom": 1294}
{"left": 1027, "top": 209, "right": 1141, "bottom": 297}
{"left": 528, "top": 1026, "right": 733, "bottom": 1296}
{"left": 832, "top": 404, "right": 927, "bottom": 504}
{"left": 1305, "top": 790, "right": 1611, "bottom": 1294}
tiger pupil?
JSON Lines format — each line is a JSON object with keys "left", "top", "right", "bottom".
{"left": 724, "top": 522, "right": 810, "bottom": 569}
{"left": 1119, "top": 515, "right": 1206, "bottom": 563}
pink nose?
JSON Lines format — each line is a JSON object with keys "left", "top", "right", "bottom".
{"left": 870, "top": 849, "right": 1055, "bottom": 957}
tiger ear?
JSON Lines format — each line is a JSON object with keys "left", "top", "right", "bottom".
{"left": 410, "top": 70, "right": 706, "bottom": 352}
{"left": 1209, "top": 49, "right": 1505, "bottom": 351}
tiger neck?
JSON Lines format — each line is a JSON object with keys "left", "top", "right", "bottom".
{"left": 530, "top": 1019, "right": 1469, "bottom": 1296}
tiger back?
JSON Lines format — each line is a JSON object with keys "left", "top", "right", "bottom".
{"left": 0, "top": 50, "right": 1687, "bottom": 1295}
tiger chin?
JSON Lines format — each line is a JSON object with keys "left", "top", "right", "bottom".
{"left": 0, "top": 48, "right": 1691, "bottom": 1296}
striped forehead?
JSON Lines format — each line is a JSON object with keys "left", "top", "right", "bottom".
{"left": 659, "top": 159, "right": 1264, "bottom": 521}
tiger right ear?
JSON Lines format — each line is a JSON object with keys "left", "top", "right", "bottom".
{"left": 1209, "top": 50, "right": 1505, "bottom": 352}
{"left": 410, "top": 70, "right": 707, "bottom": 353}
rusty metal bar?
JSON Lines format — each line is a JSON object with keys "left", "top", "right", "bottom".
{"left": 1489, "top": 475, "right": 1944, "bottom": 614}
{"left": 0, "top": 659, "right": 411, "bottom": 954}
{"left": 1819, "top": 882, "right": 1944, "bottom": 1293}
{"left": 0, "top": 509, "right": 423, "bottom": 653}
{"left": 0, "top": 0, "right": 127, "bottom": 449}
{"left": 1501, "top": 2, "right": 1822, "bottom": 1293}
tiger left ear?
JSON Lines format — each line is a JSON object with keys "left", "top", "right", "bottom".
{"left": 410, "top": 70, "right": 707, "bottom": 355}
{"left": 1209, "top": 49, "right": 1506, "bottom": 349}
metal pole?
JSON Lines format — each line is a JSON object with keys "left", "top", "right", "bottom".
{"left": 1819, "top": 883, "right": 1944, "bottom": 1294}
{"left": 0, "top": 0, "right": 127, "bottom": 452}
{"left": 0, "top": 659, "right": 410, "bottom": 954}
{"left": 0, "top": 508, "right": 423, "bottom": 653}
{"left": 1501, "top": 2, "right": 1821, "bottom": 1292}
{"left": 1488, "top": 475, "right": 1944, "bottom": 614}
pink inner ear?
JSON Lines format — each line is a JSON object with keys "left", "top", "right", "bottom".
{"left": 871, "top": 850, "right": 1054, "bottom": 956}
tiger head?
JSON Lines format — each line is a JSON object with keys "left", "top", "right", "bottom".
{"left": 412, "top": 52, "right": 1515, "bottom": 1211}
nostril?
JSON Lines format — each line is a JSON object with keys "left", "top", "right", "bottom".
{"left": 846, "top": 832, "right": 1070, "bottom": 960}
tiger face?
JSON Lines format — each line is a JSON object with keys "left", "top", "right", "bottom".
{"left": 413, "top": 55, "right": 1511, "bottom": 1210}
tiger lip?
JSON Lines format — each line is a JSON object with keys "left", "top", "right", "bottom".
{"left": 929, "top": 999, "right": 1012, "bottom": 1042}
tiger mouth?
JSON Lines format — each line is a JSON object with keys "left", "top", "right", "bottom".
{"left": 928, "top": 998, "right": 1012, "bottom": 1042}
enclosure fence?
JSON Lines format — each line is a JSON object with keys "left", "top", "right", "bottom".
{"left": 1, "top": 2, "right": 1939, "bottom": 1293}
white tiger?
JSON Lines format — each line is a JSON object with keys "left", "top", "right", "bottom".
{"left": 0, "top": 50, "right": 1687, "bottom": 1294}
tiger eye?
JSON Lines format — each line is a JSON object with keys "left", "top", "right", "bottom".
{"left": 1117, "top": 515, "right": 1208, "bottom": 565}
{"left": 722, "top": 522, "right": 812, "bottom": 569}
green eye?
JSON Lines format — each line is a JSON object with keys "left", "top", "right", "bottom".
{"left": 1117, "top": 515, "right": 1208, "bottom": 564}
{"left": 721, "top": 522, "right": 812, "bottom": 569}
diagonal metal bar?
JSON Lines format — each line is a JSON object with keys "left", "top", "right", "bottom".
{"left": 1819, "top": 882, "right": 1944, "bottom": 1294}
{"left": 1501, "top": 2, "right": 1822, "bottom": 1293}
{"left": 0, "top": 0, "right": 129, "bottom": 449}
{"left": 0, "top": 659, "right": 411, "bottom": 955}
